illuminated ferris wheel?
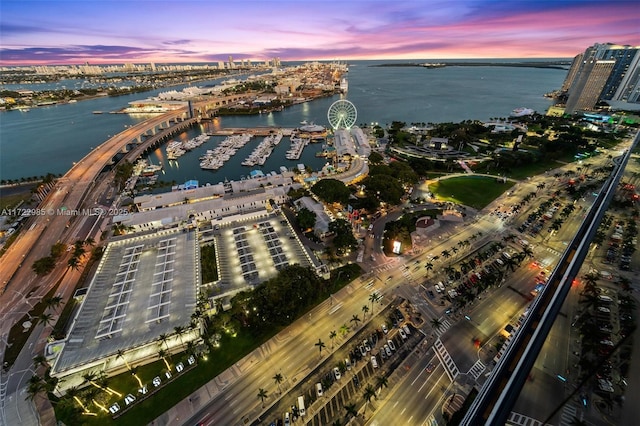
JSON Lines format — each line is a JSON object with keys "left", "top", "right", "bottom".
{"left": 327, "top": 100, "right": 357, "bottom": 130}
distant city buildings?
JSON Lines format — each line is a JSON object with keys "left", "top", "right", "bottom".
{"left": 561, "top": 43, "right": 640, "bottom": 113}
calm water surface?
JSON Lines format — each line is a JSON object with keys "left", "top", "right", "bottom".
{"left": 0, "top": 60, "right": 566, "bottom": 182}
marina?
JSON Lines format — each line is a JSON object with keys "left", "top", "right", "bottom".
{"left": 285, "top": 136, "right": 310, "bottom": 160}
{"left": 241, "top": 132, "right": 284, "bottom": 167}
{"left": 199, "top": 133, "right": 253, "bottom": 170}
{"left": 166, "top": 134, "right": 211, "bottom": 160}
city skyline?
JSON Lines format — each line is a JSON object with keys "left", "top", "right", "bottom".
{"left": 1, "top": 0, "right": 639, "bottom": 66}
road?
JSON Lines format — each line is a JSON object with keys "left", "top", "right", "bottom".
{"left": 366, "top": 351, "right": 451, "bottom": 426}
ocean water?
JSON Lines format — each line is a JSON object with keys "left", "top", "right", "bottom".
{"left": 0, "top": 60, "right": 566, "bottom": 182}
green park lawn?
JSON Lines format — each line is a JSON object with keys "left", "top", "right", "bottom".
{"left": 429, "top": 176, "right": 515, "bottom": 210}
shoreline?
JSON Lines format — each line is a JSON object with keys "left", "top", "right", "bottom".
{"left": 374, "top": 61, "right": 570, "bottom": 70}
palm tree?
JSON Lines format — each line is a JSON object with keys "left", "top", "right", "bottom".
{"left": 273, "top": 372, "right": 284, "bottom": 394}
{"left": 430, "top": 317, "right": 444, "bottom": 331}
{"left": 363, "top": 384, "right": 377, "bottom": 414}
{"left": 344, "top": 402, "right": 358, "bottom": 420}
{"left": 257, "top": 388, "right": 268, "bottom": 408}
{"left": 25, "top": 376, "right": 46, "bottom": 402}
{"left": 329, "top": 330, "right": 337, "bottom": 349}
{"left": 376, "top": 375, "right": 389, "bottom": 390}
{"left": 67, "top": 257, "right": 80, "bottom": 270}
{"left": 521, "top": 245, "right": 534, "bottom": 258}
{"left": 65, "top": 385, "right": 92, "bottom": 414}
{"left": 339, "top": 323, "right": 350, "bottom": 336}
{"left": 157, "top": 349, "right": 171, "bottom": 370}
{"left": 32, "top": 354, "right": 48, "bottom": 369}
{"left": 361, "top": 305, "right": 369, "bottom": 320}
{"left": 116, "top": 349, "right": 131, "bottom": 370}
{"left": 185, "top": 340, "right": 197, "bottom": 358}
{"left": 158, "top": 333, "right": 170, "bottom": 350}
{"left": 441, "top": 249, "right": 451, "bottom": 260}
{"left": 315, "top": 339, "right": 326, "bottom": 357}
{"left": 129, "top": 366, "right": 143, "bottom": 388}
{"left": 350, "top": 314, "right": 361, "bottom": 328}
{"left": 369, "top": 292, "right": 381, "bottom": 314}
{"left": 37, "top": 312, "right": 54, "bottom": 327}
{"left": 84, "top": 237, "right": 95, "bottom": 247}
{"left": 44, "top": 296, "right": 64, "bottom": 312}
{"left": 173, "top": 325, "right": 186, "bottom": 348}
{"left": 82, "top": 371, "right": 122, "bottom": 397}
{"left": 424, "top": 262, "right": 434, "bottom": 277}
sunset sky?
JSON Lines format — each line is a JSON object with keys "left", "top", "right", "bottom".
{"left": 1, "top": 0, "right": 639, "bottom": 65}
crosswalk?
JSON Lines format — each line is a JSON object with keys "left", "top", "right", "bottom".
{"left": 467, "top": 359, "right": 486, "bottom": 380}
{"left": 507, "top": 404, "right": 579, "bottom": 426}
{"left": 545, "top": 247, "right": 561, "bottom": 256}
{"left": 434, "top": 338, "right": 459, "bottom": 380}
{"left": 507, "top": 411, "right": 549, "bottom": 426}
{"left": 433, "top": 318, "right": 453, "bottom": 337}
{"left": 559, "top": 404, "right": 579, "bottom": 426}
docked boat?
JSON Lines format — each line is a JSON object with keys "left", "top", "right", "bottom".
{"left": 241, "top": 132, "right": 283, "bottom": 167}
{"left": 510, "top": 107, "right": 535, "bottom": 117}
{"left": 286, "top": 136, "right": 309, "bottom": 160}
{"left": 200, "top": 133, "right": 253, "bottom": 170}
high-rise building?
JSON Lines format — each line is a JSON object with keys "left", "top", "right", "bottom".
{"left": 565, "top": 60, "right": 615, "bottom": 113}
{"left": 561, "top": 43, "right": 640, "bottom": 113}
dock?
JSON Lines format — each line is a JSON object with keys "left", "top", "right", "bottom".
{"left": 208, "top": 127, "right": 294, "bottom": 137}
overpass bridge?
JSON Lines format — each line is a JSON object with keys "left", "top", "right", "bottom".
{"left": 0, "top": 93, "right": 249, "bottom": 296}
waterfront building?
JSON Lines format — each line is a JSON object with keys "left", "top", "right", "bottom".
{"left": 562, "top": 43, "right": 640, "bottom": 113}
{"left": 565, "top": 60, "right": 616, "bottom": 113}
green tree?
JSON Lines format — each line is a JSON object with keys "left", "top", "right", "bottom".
{"left": 344, "top": 402, "right": 358, "bottom": 420}
{"left": 157, "top": 349, "right": 171, "bottom": 370}
{"left": 430, "top": 317, "right": 443, "bottom": 331}
{"left": 376, "top": 375, "right": 389, "bottom": 390}
{"left": 369, "top": 292, "right": 382, "bottom": 314}
{"left": 310, "top": 178, "right": 351, "bottom": 205}
{"left": 257, "top": 388, "right": 268, "bottom": 408}
{"left": 368, "top": 151, "right": 384, "bottom": 165}
{"left": 273, "top": 372, "right": 284, "bottom": 394}
{"left": 315, "top": 338, "right": 326, "bottom": 357}
{"left": 329, "top": 219, "right": 358, "bottom": 255}
{"left": 37, "top": 312, "right": 54, "bottom": 327}
{"left": 350, "top": 314, "right": 361, "bottom": 328}
{"left": 329, "top": 330, "right": 337, "bottom": 350}
{"left": 361, "top": 305, "right": 369, "bottom": 320}
{"left": 296, "top": 207, "right": 316, "bottom": 230}
{"left": 363, "top": 384, "right": 377, "bottom": 414}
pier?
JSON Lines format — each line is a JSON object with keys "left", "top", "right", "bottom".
{"left": 208, "top": 127, "right": 295, "bottom": 137}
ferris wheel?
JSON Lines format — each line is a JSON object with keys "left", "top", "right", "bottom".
{"left": 327, "top": 100, "right": 357, "bottom": 130}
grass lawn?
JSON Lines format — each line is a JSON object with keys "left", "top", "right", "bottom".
{"left": 429, "top": 176, "right": 515, "bottom": 210}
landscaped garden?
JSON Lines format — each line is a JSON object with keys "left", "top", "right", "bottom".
{"left": 429, "top": 176, "right": 515, "bottom": 210}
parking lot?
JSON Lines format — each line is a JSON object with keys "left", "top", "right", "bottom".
{"left": 260, "top": 306, "right": 423, "bottom": 426}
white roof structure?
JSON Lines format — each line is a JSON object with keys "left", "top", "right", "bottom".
{"left": 334, "top": 129, "right": 356, "bottom": 158}
{"left": 51, "top": 228, "right": 198, "bottom": 376}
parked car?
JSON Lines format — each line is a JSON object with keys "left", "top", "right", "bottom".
{"left": 371, "top": 355, "right": 378, "bottom": 368}
{"left": 333, "top": 367, "right": 341, "bottom": 380}
{"left": 387, "top": 339, "right": 396, "bottom": 351}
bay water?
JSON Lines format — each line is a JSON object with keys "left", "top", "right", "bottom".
{"left": 0, "top": 60, "right": 567, "bottom": 183}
